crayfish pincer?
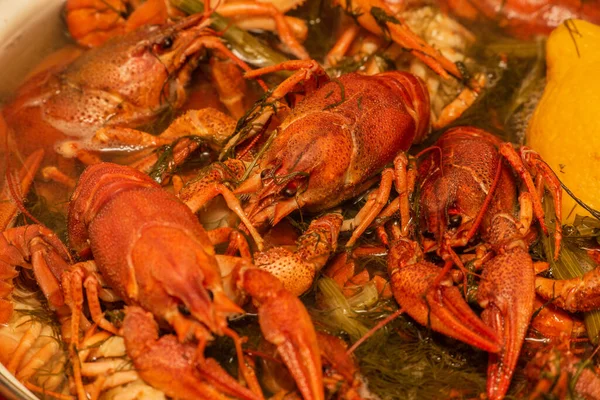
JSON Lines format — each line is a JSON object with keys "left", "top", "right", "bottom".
{"left": 65, "top": 162, "right": 323, "bottom": 400}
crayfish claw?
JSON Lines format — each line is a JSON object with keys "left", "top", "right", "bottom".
{"left": 255, "top": 213, "right": 342, "bottom": 296}
{"left": 239, "top": 268, "right": 324, "bottom": 400}
{"left": 535, "top": 267, "right": 600, "bottom": 313}
{"left": 477, "top": 248, "right": 535, "bottom": 400}
{"left": 123, "top": 306, "right": 259, "bottom": 400}
{"left": 390, "top": 261, "right": 501, "bottom": 353}
{"left": 387, "top": 240, "right": 500, "bottom": 353}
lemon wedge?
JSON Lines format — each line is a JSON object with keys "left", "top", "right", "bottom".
{"left": 526, "top": 19, "right": 600, "bottom": 222}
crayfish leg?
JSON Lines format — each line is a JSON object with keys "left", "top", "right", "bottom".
{"left": 62, "top": 263, "right": 120, "bottom": 343}
{"left": 332, "top": 0, "right": 461, "bottom": 79}
{"left": 216, "top": 1, "right": 309, "bottom": 60}
{"left": 244, "top": 60, "right": 329, "bottom": 98}
{"left": 0, "top": 149, "right": 44, "bottom": 230}
{"left": 345, "top": 168, "right": 396, "bottom": 248}
{"left": 0, "top": 225, "right": 71, "bottom": 324}
{"left": 179, "top": 159, "right": 265, "bottom": 250}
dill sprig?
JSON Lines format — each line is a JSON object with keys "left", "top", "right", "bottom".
{"left": 148, "top": 135, "right": 211, "bottom": 183}
{"left": 310, "top": 278, "right": 489, "bottom": 400}
{"left": 15, "top": 191, "right": 68, "bottom": 243}
{"left": 541, "top": 195, "right": 600, "bottom": 344}
{"left": 171, "top": 0, "right": 289, "bottom": 67}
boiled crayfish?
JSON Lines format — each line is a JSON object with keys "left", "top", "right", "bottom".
{"left": 238, "top": 61, "right": 429, "bottom": 229}
{"left": 0, "top": 10, "right": 259, "bottom": 246}
{"left": 2, "top": 162, "right": 324, "bottom": 400}
{"left": 440, "top": 0, "right": 600, "bottom": 38}
{"left": 1, "top": 12, "right": 252, "bottom": 175}
{"left": 68, "top": 162, "right": 323, "bottom": 400}
{"left": 65, "top": 0, "right": 309, "bottom": 59}
{"left": 386, "top": 127, "right": 562, "bottom": 399}
{"left": 178, "top": 59, "right": 431, "bottom": 292}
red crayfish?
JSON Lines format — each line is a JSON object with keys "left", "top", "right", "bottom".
{"left": 177, "top": 59, "right": 432, "bottom": 293}
{"left": 183, "top": 59, "right": 430, "bottom": 240}
{"left": 1, "top": 162, "right": 324, "bottom": 400}
{"left": 382, "top": 127, "right": 562, "bottom": 399}
{"left": 441, "top": 0, "right": 600, "bottom": 38}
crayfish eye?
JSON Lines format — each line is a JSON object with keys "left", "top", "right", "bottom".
{"left": 283, "top": 184, "right": 297, "bottom": 197}
{"left": 448, "top": 215, "right": 462, "bottom": 229}
{"left": 260, "top": 168, "right": 272, "bottom": 179}
{"left": 422, "top": 230, "right": 435, "bottom": 239}
{"left": 178, "top": 304, "right": 191, "bottom": 316}
{"left": 157, "top": 36, "right": 174, "bottom": 51}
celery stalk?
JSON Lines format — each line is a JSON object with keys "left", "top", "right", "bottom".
{"left": 316, "top": 277, "right": 370, "bottom": 340}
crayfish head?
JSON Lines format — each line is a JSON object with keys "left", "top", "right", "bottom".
{"left": 239, "top": 165, "right": 310, "bottom": 230}
{"left": 418, "top": 173, "right": 476, "bottom": 253}
{"left": 417, "top": 126, "right": 516, "bottom": 253}
{"left": 237, "top": 120, "right": 352, "bottom": 229}
{"left": 64, "top": 14, "right": 213, "bottom": 124}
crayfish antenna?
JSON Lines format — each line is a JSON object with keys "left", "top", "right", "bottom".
{"left": 237, "top": 267, "right": 324, "bottom": 400}
{"left": 0, "top": 149, "right": 45, "bottom": 229}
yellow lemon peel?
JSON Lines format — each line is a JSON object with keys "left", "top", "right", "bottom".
{"left": 527, "top": 19, "right": 600, "bottom": 222}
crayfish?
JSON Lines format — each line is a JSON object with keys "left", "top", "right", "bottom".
{"left": 2, "top": 13, "right": 253, "bottom": 164}
{"left": 376, "top": 127, "right": 563, "bottom": 399}
{"left": 65, "top": 0, "right": 309, "bottom": 60}
{"left": 440, "top": 0, "right": 600, "bottom": 39}
{"left": 0, "top": 10, "right": 261, "bottom": 228}
{"left": 0, "top": 9, "right": 265, "bottom": 253}
{"left": 0, "top": 162, "right": 324, "bottom": 400}
{"left": 177, "top": 59, "right": 431, "bottom": 293}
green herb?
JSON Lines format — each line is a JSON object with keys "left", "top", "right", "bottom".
{"left": 148, "top": 135, "right": 208, "bottom": 183}
{"left": 370, "top": 7, "right": 398, "bottom": 42}
{"left": 542, "top": 196, "right": 600, "bottom": 344}
{"left": 311, "top": 278, "right": 490, "bottom": 399}
{"left": 171, "top": 0, "right": 289, "bottom": 67}
{"left": 322, "top": 79, "right": 346, "bottom": 110}
{"left": 314, "top": 277, "right": 370, "bottom": 340}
